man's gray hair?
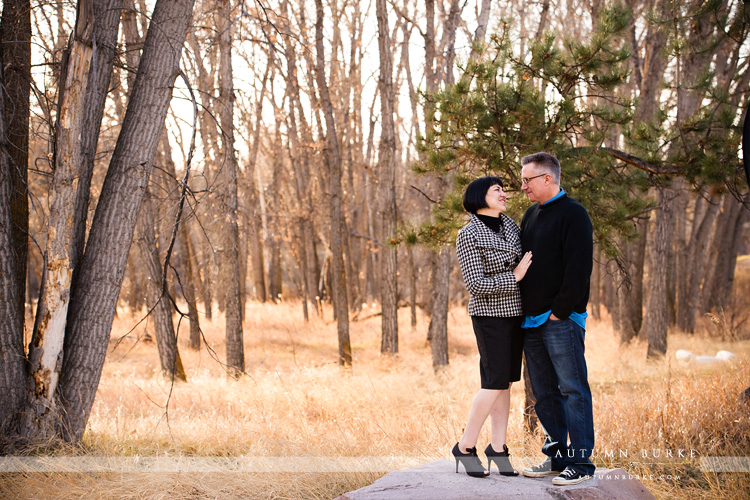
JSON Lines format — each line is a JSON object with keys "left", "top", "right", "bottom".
{"left": 522, "top": 152, "right": 561, "bottom": 184}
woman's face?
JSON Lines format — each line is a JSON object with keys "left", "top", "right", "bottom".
{"left": 484, "top": 183, "right": 507, "bottom": 214}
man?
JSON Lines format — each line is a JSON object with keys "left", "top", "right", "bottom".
{"left": 518, "top": 152, "right": 595, "bottom": 485}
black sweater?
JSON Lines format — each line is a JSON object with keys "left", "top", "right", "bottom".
{"left": 519, "top": 193, "right": 593, "bottom": 319}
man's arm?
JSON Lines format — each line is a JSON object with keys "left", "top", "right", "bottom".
{"left": 550, "top": 204, "right": 593, "bottom": 319}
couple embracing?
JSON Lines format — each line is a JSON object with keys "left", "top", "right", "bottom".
{"left": 451, "top": 152, "right": 595, "bottom": 486}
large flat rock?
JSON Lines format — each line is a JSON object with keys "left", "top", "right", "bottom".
{"left": 335, "top": 460, "right": 655, "bottom": 500}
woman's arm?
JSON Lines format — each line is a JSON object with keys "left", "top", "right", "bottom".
{"left": 456, "top": 229, "right": 518, "bottom": 296}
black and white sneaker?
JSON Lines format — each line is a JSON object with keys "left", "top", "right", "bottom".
{"left": 522, "top": 458, "right": 563, "bottom": 478}
{"left": 552, "top": 467, "right": 592, "bottom": 485}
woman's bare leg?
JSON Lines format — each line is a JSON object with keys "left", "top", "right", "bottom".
{"left": 458, "top": 389, "right": 501, "bottom": 452}
{"left": 489, "top": 383, "right": 512, "bottom": 452}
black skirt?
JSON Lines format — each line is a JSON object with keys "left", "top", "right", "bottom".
{"left": 470, "top": 315, "right": 524, "bottom": 390}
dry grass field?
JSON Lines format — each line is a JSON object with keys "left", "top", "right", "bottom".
{"left": 1, "top": 295, "right": 749, "bottom": 499}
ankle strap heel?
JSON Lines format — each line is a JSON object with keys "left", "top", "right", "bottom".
{"left": 451, "top": 443, "right": 489, "bottom": 478}
{"left": 484, "top": 443, "right": 519, "bottom": 476}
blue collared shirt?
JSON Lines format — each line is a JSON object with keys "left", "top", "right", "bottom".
{"left": 521, "top": 188, "right": 587, "bottom": 330}
{"left": 521, "top": 310, "right": 587, "bottom": 330}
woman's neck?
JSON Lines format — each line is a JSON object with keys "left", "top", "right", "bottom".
{"left": 476, "top": 209, "right": 501, "bottom": 217}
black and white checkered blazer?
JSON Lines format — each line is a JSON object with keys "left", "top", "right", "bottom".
{"left": 456, "top": 213, "right": 523, "bottom": 317}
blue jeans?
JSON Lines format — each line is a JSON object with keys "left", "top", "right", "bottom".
{"left": 524, "top": 318, "right": 595, "bottom": 475}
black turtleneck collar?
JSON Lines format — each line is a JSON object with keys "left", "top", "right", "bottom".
{"left": 475, "top": 213, "right": 502, "bottom": 233}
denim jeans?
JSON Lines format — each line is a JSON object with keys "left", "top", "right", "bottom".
{"left": 524, "top": 318, "right": 595, "bottom": 475}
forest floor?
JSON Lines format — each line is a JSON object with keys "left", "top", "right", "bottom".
{"left": 1, "top": 291, "right": 749, "bottom": 499}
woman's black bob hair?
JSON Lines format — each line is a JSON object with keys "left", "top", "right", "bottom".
{"left": 462, "top": 176, "right": 504, "bottom": 214}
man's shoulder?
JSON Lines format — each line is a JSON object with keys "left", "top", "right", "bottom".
{"left": 560, "top": 195, "right": 590, "bottom": 216}
{"left": 557, "top": 197, "right": 593, "bottom": 234}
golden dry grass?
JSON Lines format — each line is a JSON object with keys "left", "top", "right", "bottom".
{"left": 1, "top": 301, "right": 749, "bottom": 500}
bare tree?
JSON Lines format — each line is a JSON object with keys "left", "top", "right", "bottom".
{"left": 376, "top": 0, "right": 399, "bottom": 354}
{"left": 19, "top": 0, "right": 120, "bottom": 441}
{"left": 315, "top": 0, "right": 352, "bottom": 366}
{"left": 215, "top": 0, "right": 245, "bottom": 377}
{"left": 0, "top": 0, "right": 31, "bottom": 320}
{"left": 135, "top": 179, "right": 187, "bottom": 381}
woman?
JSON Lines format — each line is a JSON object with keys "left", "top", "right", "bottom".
{"left": 451, "top": 176, "right": 532, "bottom": 478}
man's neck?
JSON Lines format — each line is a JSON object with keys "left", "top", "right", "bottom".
{"left": 539, "top": 187, "right": 563, "bottom": 205}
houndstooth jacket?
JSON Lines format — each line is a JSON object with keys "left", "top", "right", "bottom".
{"left": 456, "top": 213, "right": 523, "bottom": 317}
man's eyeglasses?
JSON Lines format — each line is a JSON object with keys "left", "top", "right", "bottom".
{"left": 521, "top": 173, "right": 547, "bottom": 185}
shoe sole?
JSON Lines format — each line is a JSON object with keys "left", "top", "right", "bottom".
{"left": 522, "top": 470, "right": 562, "bottom": 478}
{"left": 552, "top": 475, "right": 592, "bottom": 486}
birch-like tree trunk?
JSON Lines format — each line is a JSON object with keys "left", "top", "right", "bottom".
{"left": 23, "top": 1, "right": 95, "bottom": 440}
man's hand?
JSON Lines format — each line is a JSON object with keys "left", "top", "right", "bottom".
{"left": 550, "top": 313, "right": 561, "bottom": 321}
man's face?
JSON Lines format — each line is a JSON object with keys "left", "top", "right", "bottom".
{"left": 521, "top": 162, "right": 547, "bottom": 203}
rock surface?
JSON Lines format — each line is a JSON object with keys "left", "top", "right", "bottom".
{"left": 335, "top": 460, "right": 655, "bottom": 500}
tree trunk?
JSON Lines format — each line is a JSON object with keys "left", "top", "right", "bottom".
{"left": 0, "top": 0, "right": 31, "bottom": 324}
{"left": 407, "top": 243, "right": 418, "bottom": 329}
{"left": 522, "top": 354, "right": 538, "bottom": 432}
{"left": 197, "top": 235, "right": 213, "bottom": 319}
{"left": 535, "top": 0, "right": 551, "bottom": 39}
{"left": 68, "top": 0, "right": 124, "bottom": 281}
{"left": 135, "top": 185, "right": 187, "bottom": 382}
{"left": 315, "top": 0, "right": 351, "bottom": 366}
{"left": 703, "top": 196, "right": 748, "bottom": 313}
{"left": 642, "top": 187, "right": 674, "bottom": 359}
{"left": 57, "top": 0, "right": 196, "bottom": 442}
{"left": 675, "top": 190, "right": 703, "bottom": 330}
{"left": 0, "top": 58, "right": 26, "bottom": 446}
{"left": 157, "top": 132, "right": 201, "bottom": 349}
{"left": 439, "top": 0, "right": 461, "bottom": 86}
{"left": 616, "top": 220, "right": 647, "bottom": 343}
{"left": 376, "top": 0, "right": 398, "bottom": 354}
{"left": 183, "top": 224, "right": 202, "bottom": 350}
{"left": 23, "top": 4, "right": 95, "bottom": 439}
{"left": 281, "top": 9, "right": 320, "bottom": 312}
{"left": 680, "top": 195, "right": 720, "bottom": 332}
{"left": 589, "top": 247, "right": 601, "bottom": 320}
{"left": 216, "top": 0, "right": 244, "bottom": 377}
{"left": 245, "top": 60, "right": 269, "bottom": 303}
{"left": 428, "top": 247, "right": 450, "bottom": 368}
{"left": 266, "top": 122, "right": 283, "bottom": 303}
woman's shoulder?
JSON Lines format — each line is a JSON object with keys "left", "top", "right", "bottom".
{"left": 457, "top": 218, "right": 479, "bottom": 241}
{"left": 500, "top": 213, "right": 520, "bottom": 231}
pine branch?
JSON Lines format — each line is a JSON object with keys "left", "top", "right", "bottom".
{"left": 572, "top": 147, "right": 683, "bottom": 174}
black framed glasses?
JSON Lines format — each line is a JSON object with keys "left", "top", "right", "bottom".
{"left": 521, "top": 173, "right": 547, "bottom": 185}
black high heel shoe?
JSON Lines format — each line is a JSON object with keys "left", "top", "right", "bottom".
{"left": 484, "top": 443, "right": 519, "bottom": 476}
{"left": 451, "top": 443, "right": 489, "bottom": 478}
